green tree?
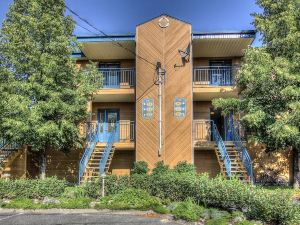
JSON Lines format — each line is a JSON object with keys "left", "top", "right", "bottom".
{"left": 0, "top": 0, "right": 99, "bottom": 177}
{"left": 213, "top": 0, "right": 300, "bottom": 188}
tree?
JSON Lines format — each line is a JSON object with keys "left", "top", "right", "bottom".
{"left": 0, "top": 0, "right": 99, "bottom": 177}
{"left": 213, "top": 0, "right": 300, "bottom": 188}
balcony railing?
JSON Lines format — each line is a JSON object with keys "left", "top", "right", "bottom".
{"left": 97, "top": 68, "right": 135, "bottom": 89}
{"left": 193, "top": 66, "right": 239, "bottom": 86}
{"left": 82, "top": 121, "right": 135, "bottom": 143}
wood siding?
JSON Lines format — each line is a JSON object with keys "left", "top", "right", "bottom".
{"left": 194, "top": 150, "right": 220, "bottom": 177}
{"left": 136, "top": 16, "right": 193, "bottom": 169}
{"left": 108, "top": 150, "right": 135, "bottom": 175}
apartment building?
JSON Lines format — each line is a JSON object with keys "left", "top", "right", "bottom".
{"left": 0, "top": 15, "right": 293, "bottom": 184}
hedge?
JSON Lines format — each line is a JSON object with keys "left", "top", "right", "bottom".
{"left": 0, "top": 177, "right": 66, "bottom": 199}
{"left": 83, "top": 173, "right": 300, "bottom": 225}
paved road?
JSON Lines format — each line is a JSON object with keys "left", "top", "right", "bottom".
{"left": 0, "top": 210, "right": 183, "bottom": 225}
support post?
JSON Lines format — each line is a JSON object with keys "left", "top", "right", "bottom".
{"left": 101, "top": 173, "right": 106, "bottom": 197}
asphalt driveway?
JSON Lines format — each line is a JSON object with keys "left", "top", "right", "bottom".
{"left": 0, "top": 209, "right": 183, "bottom": 225}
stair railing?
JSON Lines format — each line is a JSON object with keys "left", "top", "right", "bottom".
{"left": 210, "top": 121, "right": 232, "bottom": 177}
{"left": 0, "top": 139, "right": 19, "bottom": 168}
{"left": 99, "top": 123, "right": 119, "bottom": 176}
{"left": 229, "top": 114, "right": 254, "bottom": 181}
{"left": 78, "top": 121, "right": 98, "bottom": 183}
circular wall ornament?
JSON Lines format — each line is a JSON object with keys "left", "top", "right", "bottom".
{"left": 158, "top": 16, "right": 170, "bottom": 28}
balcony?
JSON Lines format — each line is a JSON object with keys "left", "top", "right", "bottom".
{"left": 193, "top": 66, "right": 239, "bottom": 100}
{"left": 193, "top": 119, "right": 245, "bottom": 149}
{"left": 83, "top": 121, "right": 135, "bottom": 149}
{"left": 93, "top": 68, "right": 135, "bottom": 102}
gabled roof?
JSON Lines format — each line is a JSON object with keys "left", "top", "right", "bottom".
{"left": 136, "top": 13, "right": 191, "bottom": 27}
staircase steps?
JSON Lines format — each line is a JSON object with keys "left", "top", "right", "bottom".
{"left": 215, "top": 144, "right": 248, "bottom": 181}
{"left": 81, "top": 145, "right": 115, "bottom": 182}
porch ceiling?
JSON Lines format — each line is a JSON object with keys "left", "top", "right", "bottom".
{"left": 192, "top": 31, "right": 255, "bottom": 57}
{"left": 80, "top": 41, "right": 135, "bottom": 60}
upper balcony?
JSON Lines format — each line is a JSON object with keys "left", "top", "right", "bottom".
{"left": 193, "top": 66, "right": 239, "bottom": 101}
{"left": 93, "top": 68, "right": 135, "bottom": 102}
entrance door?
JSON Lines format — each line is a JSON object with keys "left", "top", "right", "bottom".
{"left": 224, "top": 115, "right": 234, "bottom": 141}
{"left": 98, "top": 109, "right": 120, "bottom": 142}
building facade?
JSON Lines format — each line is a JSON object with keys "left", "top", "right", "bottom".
{"left": 0, "top": 15, "right": 293, "bottom": 184}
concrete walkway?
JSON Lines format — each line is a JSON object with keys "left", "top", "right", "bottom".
{"left": 0, "top": 209, "right": 184, "bottom": 225}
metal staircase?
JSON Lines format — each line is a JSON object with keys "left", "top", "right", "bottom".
{"left": 0, "top": 140, "right": 21, "bottom": 177}
{"left": 229, "top": 115, "right": 253, "bottom": 182}
{"left": 211, "top": 121, "right": 232, "bottom": 177}
{"left": 79, "top": 122, "right": 118, "bottom": 183}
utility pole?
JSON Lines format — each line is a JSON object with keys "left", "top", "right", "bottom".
{"left": 156, "top": 62, "right": 165, "bottom": 157}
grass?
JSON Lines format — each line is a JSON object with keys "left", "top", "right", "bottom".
{"left": 171, "top": 199, "right": 204, "bottom": 221}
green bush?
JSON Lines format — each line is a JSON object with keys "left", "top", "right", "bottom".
{"left": 62, "top": 186, "right": 86, "bottom": 199}
{"left": 152, "top": 204, "right": 169, "bottom": 214}
{"left": 59, "top": 197, "right": 91, "bottom": 209}
{"left": 152, "top": 161, "right": 170, "bottom": 175}
{"left": 0, "top": 177, "right": 66, "bottom": 199}
{"left": 95, "top": 188, "right": 161, "bottom": 210}
{"left": 131, "top": 161, "right": 149, "bottom": 175}
{"left": 171, "top": 199, "right": 204, "bottom": 221}
{"left": 173, "top": 161, "right": 196, "bottom": 174}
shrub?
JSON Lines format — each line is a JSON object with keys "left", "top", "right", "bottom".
{"left": 0, "top": 177, "right": 66, "bottom": 199}
{"left": 173, "top": 161, "right": 196, "bottom": 174}
{"left": 152, "top": 161, "right": 170, "bottom": 175}
{"left": 171, "top": 199, "right": 204, "bottom": 221}
{"left": 95, "top": 188, "right": 161, "bottom": 210}
{"left": 131, "top": 161, "right": 149, "bottom": 175}
{"left": 62, "top": 186, "right": 86, "bottom": 199}
{"left": 152, "top": 204, "right": 169, "bottom": 214}
{"left": 59, "top": 197, "right": 91, "bottom": 209}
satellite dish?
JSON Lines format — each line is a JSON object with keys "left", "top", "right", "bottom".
{"left": 178, "top": 43, "right": 190, "bottom": 63}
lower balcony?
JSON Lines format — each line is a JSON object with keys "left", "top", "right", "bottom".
{"left": 82, "top": 121, "right": 135, "bottom": 150}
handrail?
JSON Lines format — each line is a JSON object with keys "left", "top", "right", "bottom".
{"left": 98, "top": 68, "right": 135, "bottom": 88}
{"left": 78, "top": 122, "right": 98, "bottom": 183}
{"left": 210, "top": 120, "right": 232, "bottom": 177}
{"left": 229, "top": 114, "right": 253, "bottom": 181}
{"left": 99, "top": 123, "right": 118, "bottom": 176}
{"left": 193, "top": 66, "right": 239, "bottom": 86}
{"left": 0, "top": 139, "right": 19, "bottom": 168}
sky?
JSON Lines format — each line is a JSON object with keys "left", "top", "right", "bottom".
{"left": 0, "top": 0, "right": 262, "bottom": 46}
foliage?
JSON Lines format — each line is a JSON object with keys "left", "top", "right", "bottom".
{"left": 59, "top": 197, "right": 91, "bottom": 209}
{"left": 0, "top": 0, "right": 99, "bottom": 152}
{"left": 95, "top": 188, "right": 161, "bottom": 210}
{"left": 0, "top": 177, "right": 66, "bottom": 199}
{"left": 212, "top": 0, "right": 300, "bottom": 187}
{"left": 171, "top": 199, "right": 204, "bottom": 221}
{"left": 131, "top": 161, "right": 149, "bottom": 175}
{"left": 152, "top": 204, "right": 169, "bottom": 214}
{"left": 84, "top": 171, "right": 299, "bottom": 224}
{"left": 152, "top": 161, "right": 170, "bottom": 175}
{"left": 62, "top": 186, "right": 86, "bottom": 199}
{"left": 173, "top": 161, "right": 196, "bottom": 174}
{"left": 206, "top": 218, "right": 229, "bottom": 225}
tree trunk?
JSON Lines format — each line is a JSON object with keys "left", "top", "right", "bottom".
{"left": 39, "top": 150, "right": 47, "bottom": 179}
{"left": 293, "top": 147, "right": 300, "bottom": 189}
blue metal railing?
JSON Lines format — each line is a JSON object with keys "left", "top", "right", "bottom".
{"left": 211, "top": 121, "right": 232, "bottom": 177}
{"left": 99, "top": 123, "right": 119, "bottom": 176}
{"left": 78, "top": 122, "right": 98, "bottom": 183}
{"left": 229, "top": 114, "right": 253, "bottom": 181}
{"left": 98, "top": 68, "right": 135, "bottom": 88}
{"left": 193, "top": 66, "right": 239, "bottom": 86}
